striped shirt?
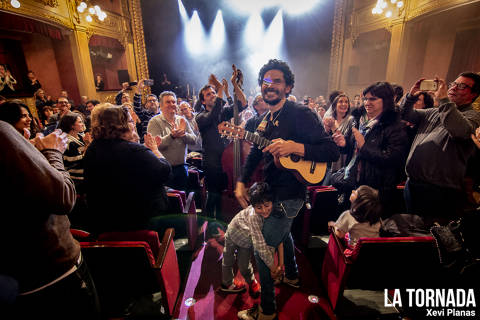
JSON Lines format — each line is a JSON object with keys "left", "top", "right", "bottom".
{"left": 63, "top": 134, "right": 86, "bottom": 193}
{"left": 225, "top": 206, "right": 275, "bottom": 268}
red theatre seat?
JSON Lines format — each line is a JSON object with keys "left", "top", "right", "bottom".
{"left": 79, "top": 228, "right": 180, "bottom": 318}
{"left": 321, "top": 228, "right": 440, "bottom": 311}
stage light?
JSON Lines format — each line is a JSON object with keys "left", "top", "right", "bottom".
{"left": 178, "top": 0, "right": 188, "bottom": 24}
{"left": 185, "top": 10, "right": 206, "bottom": 55}
{"left": 209, "top": 10, "right": 225, "bottom": 51}
{"left": 281, "top": 0, "right": 321, "bottom": 16}
{"left": 86, "top": 15, "right": 92, "bottom": 22}
{"left": 243, "top": 12, "right": 265, "bottom": 50}
{"left": 10, "top": 0, "right": 20, "bottom": 8}
{"left": 385, "top": 10, "right": 392, "bottom": 17}
{"left": 397, "top": 1, "right": 404, "bottom": 8}
{"left": 263, "top": 9, "right": 284, "bottom": 56}
{"left": 77, "top": 5, "right": 85, "bottom": 13}
{"left": 88, "top": 7, "right": 95, "bottom": 14}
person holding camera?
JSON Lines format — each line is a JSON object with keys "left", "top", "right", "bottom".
{"left": 400, "top": 73, "right": 480, "bottom": 225}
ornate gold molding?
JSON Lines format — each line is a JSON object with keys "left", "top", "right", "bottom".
{"left": 34, "top": 0, "right": 59, "bottom": 8}
{"left": 129, "top": 0, "right": 149, "bottom": 81}
{"left": 328, "top": 0, "right": 348, "bottom": 93}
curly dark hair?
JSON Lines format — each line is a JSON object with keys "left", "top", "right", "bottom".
{"left": 248, "top": 182, "right": 273, "bottom": 206}
{"left": 257, "top": 59, "right": 295, "bottom": 96}
{"left": 91, "top": 103, "right": 130, "bottom": 140}
{"left": 0, "top": 101, "right": 37, "bottom": 137}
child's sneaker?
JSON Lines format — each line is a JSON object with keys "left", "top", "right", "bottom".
{"left": 220, "top": 279, "right": 246, "bottom": 293}
{"left": 249, "top": 279, "right": 261, "bottom": 298}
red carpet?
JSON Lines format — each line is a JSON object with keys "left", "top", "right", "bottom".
{"left": 175, "top": 236, "right": 336, "bottom": 320}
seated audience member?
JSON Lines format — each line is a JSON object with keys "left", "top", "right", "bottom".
{"left": 44, "top": 97, "right": 71, "bottom": 134}
{"left": 0, "top": 101, "right": 38, "bottom": 139}
{"left": 179, "top": 100, "right": 202, "bottom": 152}
{"left": 331, "top": 82, "right": 408, "bottom": 217}
{"left": 39, "top": 106, "right": 53, "bottom": 129}
{"left": 83, "top": 103, "right": 171, "bottom": 235}
{"left": 221, "top": 183, "right": 280, "bottom": 297}
{"left": 352, "top": 94, "right": 362, "bottom": 108}
{"left": 147, "top": 91, "right": 197, "bottom": 191}
{"left": 400, "top": 73, "right": 480, "bottom": 225}
{"left": 245, "top": 94, "right": 269, "bottom": 132}
{"left": 287, "top": 94, "right": 297, "bottom": 102}
{"left": 0, "top": 64, "right": 17, "bottom": 95}
{"left": 328, "top": 185, "right": 382, "bottom": 248}
{"left": 58, "top": 112, "right": 91, "bottom": 193}
{"left": 34, "top": 89, "right": 54, "bottom": 112}
{"left": 95, "top": 74, "right": 104, "bottom": 91}
{"left": 84, "top": 99, "right": 100, "bottom": 132}
{"left": 0, "top": 121, "right": 100, "bottom": 319}
{"left": 73, "top": 96, "right": 88, "bottom": 115}
{"left": 26, "top": 70, "right": 42, "bottom": 95}
{"left": 323, "top": 94, "right": 355, "bottom": 171}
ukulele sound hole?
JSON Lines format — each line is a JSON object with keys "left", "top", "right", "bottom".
{"left": 290, "top": 155, "right": 300, "bottom": 162}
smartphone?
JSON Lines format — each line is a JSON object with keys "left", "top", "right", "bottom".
{"left": 419, "top": 80, "right": 438, "bottom": 91}
{"left": 144, "top": 79, "right": 154, "bottom": 86}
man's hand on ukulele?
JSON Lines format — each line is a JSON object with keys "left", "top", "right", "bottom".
{"left": 263, "top": 139, "right": 304, "bottom": 158}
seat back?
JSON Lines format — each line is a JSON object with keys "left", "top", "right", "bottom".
{"left": 98, "top": 230, "right": 161, "bottom": 260}
{"left": 80, "top": 228, "right": 180, "bottom": 317}
{"left": 321, "top": 232, "right": 439, "bottom": 310}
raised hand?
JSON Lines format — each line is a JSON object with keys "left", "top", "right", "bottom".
{"left": 352, "top": 127, "right": 365, "bottom": 149}
{"left": 409, "top": 78, "right": 425, "bottom": 96}
{"left": 332, "top": 131, "right": 346, "bottom": 147}
{"left": 34, "top": 129, "right": 68, "bottom": 154}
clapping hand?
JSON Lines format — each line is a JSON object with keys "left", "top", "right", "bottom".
{"left": 332, "top": 131, "right": 346, "bottom": 147}
{"left": 144, "top": 133, "right": 162, "bottom": 151}
{"left": 351, "top": 127, "right": 365, "bottom": 149}
{"left": 34, "top": 129, "right": 68, "bottom": 154}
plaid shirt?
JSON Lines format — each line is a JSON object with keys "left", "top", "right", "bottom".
{"left": 225, "top": 206, "right": 275, "bottom": 268}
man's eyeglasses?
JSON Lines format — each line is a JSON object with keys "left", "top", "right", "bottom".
{"left": 448, "top": 82, "right": 472, "bottom": 90}
{"left": 262, "top": 78, "right": 284, "bottom": 86}
{"left": 147, "top": 99, "right": 157, "bottom": 103}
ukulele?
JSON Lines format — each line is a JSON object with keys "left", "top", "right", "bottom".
{"left": 218, "top": 121, "right": 327, "bottom": 185}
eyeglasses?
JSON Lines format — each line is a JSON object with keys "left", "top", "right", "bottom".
{"left": 262, "top": 78, "right": 284, "bottom": 86}
{"left": 147, "top": 99, "right": 157, "bottom": 103}
{"left": 363, "top": 97, "right": 379, "bottom": 102}
{"left": 448, "top": 82, "right": 472, "bottom": 90}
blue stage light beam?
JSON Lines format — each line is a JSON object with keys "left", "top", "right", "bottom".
{"left": 185, "top": 10, "right": 206, "bottom": 56}
{"left": 263, "top": 9, "right": 284, "bottom": 58}
{"left": 243, "top": 11, "right": 265, "bottom": 50}
{"left": 178, "top": 0, "right": 188, "bottom": 23}
{"left": 209, "top": 10, "right": 226, "bottom": 52}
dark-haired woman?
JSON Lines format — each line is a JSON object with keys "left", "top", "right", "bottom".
{"left": 0, "top": 101, "right": 39, "bottom": 139}
{"left": 58, "top": 112, "right": 91, "bottom": 193}
{"left": 332, "top": 82, "right": 409, "bottom": 217}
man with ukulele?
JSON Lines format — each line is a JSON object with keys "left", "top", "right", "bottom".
{"left": 236, "top": 59, "right": 339, "bottom": 320}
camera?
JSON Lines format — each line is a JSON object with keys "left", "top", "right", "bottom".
{"left": 419, "top": 80, "right": 438, "bottom": 91}
{"left": 128, "top": 81, "right": 138, "bottom": 87}
{"left": 144, "top": 79, "right": 154, "bottom": 86}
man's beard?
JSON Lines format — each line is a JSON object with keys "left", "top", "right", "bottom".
{"left": 262, "top": 89, "right": 282, "bottom": 106}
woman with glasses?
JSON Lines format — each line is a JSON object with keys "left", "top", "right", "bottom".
{"left": 331, "top": 82, "right": 409, "bottom": 217}
{"left": 83, "top": 103, "right": 171, "bottom": 236}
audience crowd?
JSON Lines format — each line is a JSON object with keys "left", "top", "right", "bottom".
{"left": 1, "top": 64, "right": 480, "bottom": 319}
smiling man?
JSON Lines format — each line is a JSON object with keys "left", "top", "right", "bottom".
{"left": 147, "top": 91, "right": 197, "bottom": 191}
{"left": 236, "top": 59, "right": 339, "bottom": 320}
{"left": 400, "top": 72, "right": 480, "bottom": 225}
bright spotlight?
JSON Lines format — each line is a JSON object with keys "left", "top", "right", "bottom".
{"left": 178, "top": 0, "right": 188, "bottom": 24}
{"left": 263, "top": 9, "right": 284, "bottom": 57}
{"left": 185, "top": 10, "right": 206, "bottom": 55}
{"left": 281, "top": 0, "right": 321, "bottom": 16}
{"left": 243, "top": 12, "right": 265, "bottom": 50}
{"left": 209, "top": 10, "right": 225, "bottom": 51}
